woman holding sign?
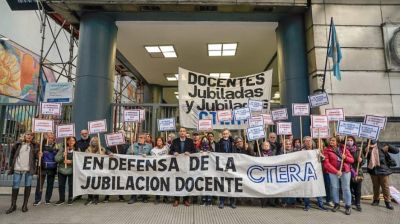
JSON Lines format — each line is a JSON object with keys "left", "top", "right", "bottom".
{"left": 33, "top": 133, "right": 58, "bottom": 206}
{"left": 6, "top": 131, "right": 38, "bottom": 214}
{"left": 347, "top": 136, "right": 365, "bottom": 212}
{"left": 151, "top": 137, "right": 170, "bottom": 204}
{"left": 84, "top": 137, "right": 106, "bottom": 205}
{"left": 323, "top": 136, "right": 354, "bottom": 215}
{"left": 55, "top": 136, "right": 79, "bottom": 206}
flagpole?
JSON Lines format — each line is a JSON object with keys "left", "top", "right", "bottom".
{"left": 321, "top": 17, "right": 333, "bottom": 92}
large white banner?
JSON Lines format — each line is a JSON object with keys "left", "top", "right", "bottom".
{"left": 73, "top": 151, "right": 325, "bottom": 198}
{"left": 178, "top": 68, "right": 272, "bottom": 129}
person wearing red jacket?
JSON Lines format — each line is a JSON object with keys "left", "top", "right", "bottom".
{"left": 323, "top": 136, "right": 354, "bottom": 215}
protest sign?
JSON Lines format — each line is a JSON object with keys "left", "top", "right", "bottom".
{"left": 105, "top": 132, "right": 126, "bottom": 147}
{"left": 311, "top": 115, "right": 329, "bottom": 128}
{"left": 337, "top": 121, "right": 361, "bottom": 136}
{"left": 271, "top": 108, "right": 288, "bottom": 121}
{"left": 292, "top": 103, "right": 310, "bottom": 116}
{"left": 158, "top": 118, "right": 176, "bottom": 131}
{"left": 198, "top": 119, "right": 213, "bottom": 132}
{"left": 277, "top": 122, "right": 292, "bottom": 135}
{"left": 56, "top": 124, "right": 75, "bottom": 138}
{"left": 123, "top": 109, "right": 141, "bottom": 122}
{"left": 364, "top": 115, "right": 387, "bottom": 130}
{"left": 40, "top": 102, "right": 62, "bottom": 116}
{"left": 358, "top": 124, "right": 380, "bottom": 140}
{"left": 308, "top": 92, "right": 329, "bottom": 108}
{"left": 325, "top": 108, "right": 345, "bottom": 121}
{"left": 234, "top": 108, "right": 251, "bottom": 121}
{"left": 32, "top": 119, "right": 54, "bottom": 133}
{"left": 248, "top": 116, "right": 264, "bottom": 128}
{"left": 88, "top": 119, "right": 107, "bottom": 134}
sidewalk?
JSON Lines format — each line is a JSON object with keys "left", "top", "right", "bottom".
{"left": 0, "top": 192, "right": 398, "bottom": 224}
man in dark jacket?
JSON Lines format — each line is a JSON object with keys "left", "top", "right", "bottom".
{"left": 215, "top": 129, "right": 237, "bottom": 209}
{"left": 77, "top": 129, "right": 91, "bottom": 152}
{"left": 169, "top": 127, "right": 195, "bottom": 207}
{"left": 268, "top": 132, "right": 282, "bottom": 155}
{"left": 6, "top": 131, "right": 38, "bottom": 214}
{"left": 367, "top": 140, "right": 399, "bottom": 210}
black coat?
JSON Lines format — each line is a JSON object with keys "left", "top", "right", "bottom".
{"left": 9, "top": 141, "right": 38, "bottom": 175}
{"left": 169, "top": 138, "right": 196, "bottom": 155}
{"left": 367, "top": 144, "right": 399, "bottom": 176}
{"left": 77, "top": 137, "right": 91, "bottom": 152}
{"left": 216, "top": 137, "right": 236, "bottom": 153}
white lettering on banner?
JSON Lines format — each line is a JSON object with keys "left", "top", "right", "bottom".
{"left": 32, "top": 119, "right": 54, "bottom": 133}
{"left": 308, "top": 92, "right": 329, "bottom": 108}
{"left": 234, "top": 108, "right": 251, "bottom": 121}
{"left": 358, "top": 124, "right": 380, "bottom": 140}
{"left": 73, "top": 151, "right": 325, "bottom": 198}
{"left": 277, "top": 122, "right": 292, "bottom": 135}
{"left": 158, "top": 118, "right": 176, "bottom": 131}
{"left": 325, "top": 108, "right": 345, "bottom": 121}
{"left": 248, "top": 116, "right": 264, "bottom": 128}
{"left": 198, "top": 119, "right": 213, "bottom": 132}
{"left": 40, "top": 102, "right": 62, "bottom": 116}
{"left": 337, "top": 121, "right": 361, "bottom": 136}
{"left": 216, "top": 110, "right": 233, "bottom": 122}
{"left": 247, "top": 126, "right": 265, "bottom": 141}
{"left": 261, "top": 114, "right": 274, "bottom": 125}
{"left": 88, "top": 119, "right": 107, "bottom": 134}
{"left": 292, "top": 103, "right": 310, "bottom": 116}
{"left": 311, "top": 115, "right": 329, "bottom": 128}
{"left": 56, "top": 124, "right": 75, "bottom": 138}
{"left": 364, "top": 115, "right": 387, "bottom": 130}
{"left": 311, "top": 127, "right": 330, "bottom": 139}
{"left": 271, "top": 108, "right": 288, "bottom": 121}
{"left": 105, "top": 133, "right": 126, "bottom": 147}
{"left": 123, "top": 110, "right": 140, "bottom": 122}
{"left": 178, "top": 68, "right": 272, "bottom": 129}
{"left": 248, "top": 99, "right": 264, "bottom": 112}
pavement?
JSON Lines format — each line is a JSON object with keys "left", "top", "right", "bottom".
{"left": 0, "top": 192, "right": 399, "bottom": 224}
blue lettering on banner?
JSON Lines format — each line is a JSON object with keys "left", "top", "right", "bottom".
{"left": 198, "top": 111, "right": 245, "bottom": 126}
{"left": 247, "top": 162, "right": 317, "bottom": 184}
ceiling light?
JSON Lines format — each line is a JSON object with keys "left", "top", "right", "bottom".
{"left": 208, "top": 42, "right": 237, "bottom": 57}
{"left": 273, "top": 92, "right": 280, "bottom": 99}
{"left": 223, "top": 43, "right": 237, "bottom": 50}
{"left": 145, "top": 46, "right": 161, "bottom": 53}
{"left": 163, "top": 52, "right": 177, "bottom": 58}
{"left": 0, "top": 37, "right": 9, "bottom": 41}
{"left": 160, "top": 45, "right": 174, "bottom": 52}
{"left": 166, "top": 77, "right": 177, "bottom": 81}
{"left": 222, "top": 50, "right": 235, "bottom": 56}
{"left": 209, "top": 73, "right": 220, "bottom": 78}
{"left": 175, "top": 74, "right": 179, "bottom": 79}
{"left": 174, "top": 92, "right": 178, "bottom": 95}
{"left": 176, "top": 95, "right": 179, "bottom": 99}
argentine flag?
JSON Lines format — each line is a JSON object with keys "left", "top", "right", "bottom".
{"left": 327, "top": 20, "right": 342, "bottom": 81}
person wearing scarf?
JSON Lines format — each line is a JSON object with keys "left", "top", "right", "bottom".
{"left": 347, "top": 136, "right": 364, "bottom": 212}
{"left": 323, "top": 136, "right": 354, "bottom": 215}
{"left": 367, "top": 140, "right": 399, "bottom": 210}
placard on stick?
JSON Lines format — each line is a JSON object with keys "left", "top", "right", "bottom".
{"left": 311, "top": 127, "right": 330, "bottom": 139}
{"left": 139, "top": 109, "right": 146, "bottom": 121}
{"left": 198, "top": 119, "right": 213, "bottom": 132}
{"left": 337, "top": 121, "right": 361, "bottom": 136}
{"left": 158, "top": 118, "right": 176, "bottom": 131}
{"left": 358, "top": 124, "right": 380, "bottom": 140}
{"left": 56, "top": 124, "right": 75, "bottom": 138}
{"left": 248, "top": 99, "right": 264, "bottom": 112}
{"left": 40, "top": 102, "right": 62, "bottom": 116}
{"left": 105, "top": 132, "right": 126, "bottom": 147}
{"left": 308, "top": 92, "right": 329, "bottom": 108}
{"left": 248, "top": 116, "right": 264, "bottom": 128}
{"left": 277, "top": 122, "right": 292, "bottom": 135}
{"left": 364, "top": 115, "right": 387, "bottom": 130}
{"left": 325, "top": 108, "right": 345, "bottom": 121}
{"left": 32, "top": 119, "right": 54, "bottom": 133}
{"left": 217, "top": 110, "right": 233, "bottom": 122}
{"left": 261, "top": 114, "right": 274, "bottom": 125}
{"left": 311, "top": 115, "right": 329, "bottom": 128}
{"left": 292, "top": 103, "right": 310, "bottom": 116}
{"left": 123, "top": 109, "right": 141, "bottom": 122}
{"left": 246, "top": 126, "right": 266, "bottom": 141}
{"left": 88, "top": 119, "right": 107, "bottom": 134}
{"left": 271, "top": 108, "right": 288, "bottom": 121}
{"left": 234, "top": 107, "right": 251, "bottom": 121}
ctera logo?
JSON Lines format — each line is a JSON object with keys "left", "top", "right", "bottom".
{"left": 247, "top": 162, "right": 318, "bottom": 184}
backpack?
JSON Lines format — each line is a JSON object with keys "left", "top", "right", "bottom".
{"left": 42, "top": 150, "right": 57, "bottom": 170}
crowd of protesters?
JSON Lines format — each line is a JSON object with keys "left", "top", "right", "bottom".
{"left": 4, "top": 127, "right": 399, "bottom": 215}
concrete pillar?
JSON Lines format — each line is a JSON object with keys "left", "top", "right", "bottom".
{"left": 72, "top": 13, "right": 117, "bottom": 138}
{"left": 276, "top": 14, "right": 310, "bottom": 139}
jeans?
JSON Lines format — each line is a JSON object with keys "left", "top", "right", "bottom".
{"left": 329, "top": 172, "right": 351, "bottom": 206}
{"left": 58, "top": 173, "right": 73, "bottom": 201}
{"left": 12, "top": 171, "right": 33, "bottom": 189}
{"left": 304, "top": 197, "right": 323, "bottom": 207}
{"left": 34, "top": 171, "right": 56, "bottom": 202}
{"left": 323, "top": 173, "right": 332, "bottom": 203}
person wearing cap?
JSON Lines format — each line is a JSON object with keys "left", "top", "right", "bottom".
{"left": 367, "top": 140, "right": 399, "bottom": 210}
